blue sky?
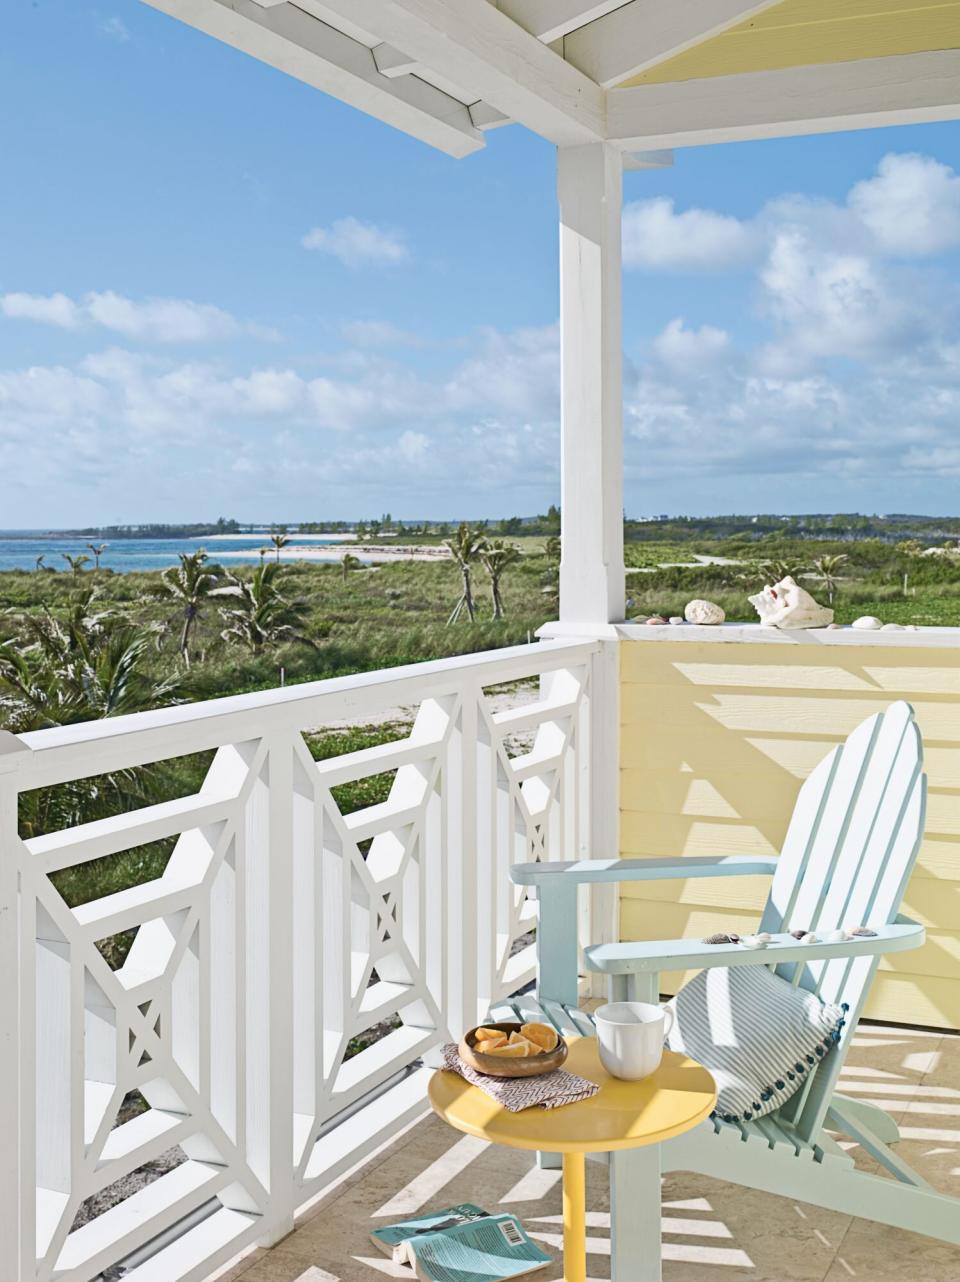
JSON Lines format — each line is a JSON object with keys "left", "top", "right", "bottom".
{"left": 3, "top": 1, "right": 960, "bottom": 525}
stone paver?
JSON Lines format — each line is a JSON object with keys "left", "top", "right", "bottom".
{"left": 213, "top": 1027, "right": 960, "bottom": 1282}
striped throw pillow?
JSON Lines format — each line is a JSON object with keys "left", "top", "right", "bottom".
{"left": 665, "top": 964, "right": 848, "bottom": 1124}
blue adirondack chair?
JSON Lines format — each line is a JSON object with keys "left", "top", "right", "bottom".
{"left": 497, "top": 701, "right": 957, "bottom": 1281}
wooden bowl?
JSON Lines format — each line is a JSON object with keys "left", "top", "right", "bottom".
{"left": 459, "top": 1022, "right": 568, "bottom": 1078}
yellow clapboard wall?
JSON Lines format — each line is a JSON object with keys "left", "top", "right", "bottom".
{"left": 619, "top": 639, "right": 960, "bottom": 1029}
{"left": 620, "top": 0, "right": 960, "bottom": 87}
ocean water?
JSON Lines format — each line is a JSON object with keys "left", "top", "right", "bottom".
{"left": 0, "top": 534, "right": 345, "bottom": 574}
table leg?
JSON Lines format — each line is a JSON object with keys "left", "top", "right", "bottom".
{"left": 561, "top": 1151, "right": 587, "bottom": 1282}
{"left": 610, "top": 1146, "right": 661, "bottom": 1282}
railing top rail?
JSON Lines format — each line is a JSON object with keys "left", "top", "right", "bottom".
{"left": 14, "top": 638, "right": 598, "bottom": 789}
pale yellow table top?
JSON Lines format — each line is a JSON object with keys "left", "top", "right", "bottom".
{"left": 428, "top": 1036, "right": 716, "bottom": 1154}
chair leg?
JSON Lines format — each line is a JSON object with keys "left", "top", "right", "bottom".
{"left": 610, "top": 1146, "right": 661, "bottom": 1282}
{"left": 831, "top": 1094, "right": 901, "bottom": 1145}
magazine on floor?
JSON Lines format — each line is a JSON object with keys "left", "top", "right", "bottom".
{"left": 369, "top": 1205, "right": 551, "bottom": 1280}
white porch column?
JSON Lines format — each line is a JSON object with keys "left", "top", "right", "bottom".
{"left": 557, "top": 141, "right": 626, "bottom": 625}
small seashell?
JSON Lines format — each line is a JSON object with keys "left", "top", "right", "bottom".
{"left": 754, "top": 932, "right": 772, "bottom": 943}
{"left": 740, "top": 934, "right": 768, "bottom": 949}
{"left": 852, "top": 616, "right": 883, "bottom": 630}
{"left": 801, "top": 933, "right": 819, "bottom": 944}
{"left": 881, "top": 623, "right": 904, "bottom": 631}
{"left": 646, "top": 616, "right": 667, "bottom": 625}
{"left": 790, "top": 928, "right": 809, "bottom": 940}
{"left": 827, "top": 623, "right": 843, "bottom": 629}
{"left": 848, "top": 926, "right": 878, "bottom": 937}
{"left": 826, "top": 929, "right": 850, "bottom": 943}
{"left": 703, "top": 932, "right": 734, "bottom": 945}
{"left": 669, "top": 616, "right": 684, "bottom": 625}
{"left": 905, "top": 625, "right": 919, "bottom": 631}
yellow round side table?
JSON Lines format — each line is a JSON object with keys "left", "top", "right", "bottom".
{"left": 428, "top": 1036, "right": 715, "bottom": 1282}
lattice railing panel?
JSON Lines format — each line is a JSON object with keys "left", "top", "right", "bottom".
{"left": 2, "top": 640, "right": 599, "bottom": 1282}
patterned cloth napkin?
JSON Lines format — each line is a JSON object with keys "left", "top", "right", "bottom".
{"left": 441, "top": 1044, "right": 600, "bottom": 1111}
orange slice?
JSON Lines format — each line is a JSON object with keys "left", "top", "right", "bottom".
{"left": 474, "top": 1027, "right": 507, "bottom": 1047}
{"left": 483, "top": 1040, "right": 530, "bottom": 1058}
{"left": 521, "top": 1022, "right": 559, "bottom": 1052}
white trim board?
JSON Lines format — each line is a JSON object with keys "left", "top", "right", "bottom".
{"left": 616, "top": 622, "right": 960, "bottom": 648}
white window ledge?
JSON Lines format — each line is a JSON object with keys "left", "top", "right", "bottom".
{"left": 614, "top": 622, "right": 960, "bottom": 648}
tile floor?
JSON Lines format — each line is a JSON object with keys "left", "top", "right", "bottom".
{"left": 214, "top": 1025, "right": 960, "bottom": 1282}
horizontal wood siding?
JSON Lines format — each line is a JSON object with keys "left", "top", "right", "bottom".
{"left": 619, "top": 640, "right": 960, "bottom": 1029}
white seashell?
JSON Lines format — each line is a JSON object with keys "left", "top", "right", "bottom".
{"left": 748, "top": 576, "right": 833, "bottom": 630}
{"left": 905, "top": 625, "right": 919, "bottom": 631}
{"left": 684, "top": 599, "right": 725, "bottom": 626}
{"left": 754, "top": 932, "right": 772, "bottom": 943}
{"left": 881, "top": 623, "right": 904, "bottom": 631}
{"left": 826, "top": 929, "right": 850, "bottom": 943}
{"left": 852, "top": 616, "right": 883, "bottom": 630}
{"left": 740, "top": 934, "right": 768, "bottom": 949}
{"left": 669, "top": 616, "right": 684, "bottom": 625}
{"left": 801, "top": 933, "right": 819, "bottom": 944}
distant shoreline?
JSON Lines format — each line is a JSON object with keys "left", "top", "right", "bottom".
{"left": 217, "top": 543, "right": 451, "bottom": 564}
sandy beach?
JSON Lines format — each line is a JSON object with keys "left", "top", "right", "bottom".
{"left": 216, "top": 542, "right": 451, "bottom": 564}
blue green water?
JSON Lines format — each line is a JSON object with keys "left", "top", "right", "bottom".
{"left": 0, "top": 534, "right": 344, "bottom": 574}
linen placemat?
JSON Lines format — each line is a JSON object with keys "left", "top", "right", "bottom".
{"left": 440, "top": 1044, "right": 599, "bottom": 1111}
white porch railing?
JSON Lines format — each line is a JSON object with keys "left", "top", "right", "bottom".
{"left": 0, "top": 638, "right": 601, "bottom": 1282}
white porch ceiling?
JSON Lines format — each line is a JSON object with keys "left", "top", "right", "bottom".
{"left": 142, "top": 0, "right": 960, "bottom": 158}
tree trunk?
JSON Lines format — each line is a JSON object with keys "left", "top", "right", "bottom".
{"left": 179, "top": 610, "right": 194, "bottom": 667}
{"left": 461, "top": 566, "right": 475, "bottom": 622}
{"left": 491, "top": 575, "right": 504, "bottom": 620}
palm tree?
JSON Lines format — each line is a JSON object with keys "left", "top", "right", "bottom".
{"left": 270, "top": 532, "right": 290, "bottom": 563}
{"left": 444, "top": 523, "right": 487, "bottom": 624}
{"left": 86, "top": 542, "right": 108, "bottom": 570}
{"left": 62, "top": 552, "right": 91, "bottom": 577}
{"left": 159, "top": 549, "right": 221, "bottom": 666}
{"left": 215, "top": 561, "right": 310, "bottom": 654}
{"left": 0, "top": 593, "right": 181, "bottom": 839}
{"left": 341, "top": 552, "right": 362, "bottom": 582}
{"left": 759, "top": 558, "right": 807, "bottom": 585}
{"left": 811, "top": 554, "right": 848, "bottom": 606}
{"left": 480, "top": 540, "right": 521, "bottom": 620}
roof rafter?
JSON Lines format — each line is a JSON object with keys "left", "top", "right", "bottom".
{"left": 563, "top": 0, "right": 785, "bottom": 88}
{"left": 606, "top": 49, "right": 960, "bottom": 149}
{"left": 142, "top": 0, "right": 484, "bottom": 157}
{"left": 495, "top": 0, "right": 632, "bottom": 44}
{"left": 302, "top": 0, "right": 607, "bottom": 145}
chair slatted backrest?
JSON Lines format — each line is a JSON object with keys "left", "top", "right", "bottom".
{"left": 758, "top": 700, "right": 926, "bottom": 1141}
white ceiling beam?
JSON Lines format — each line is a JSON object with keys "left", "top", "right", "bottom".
{"left": 468, "top": 102, "right": 512, "bottom": 130}
{"left": 564, "top": 0, "right": 784, "bottom": 88}
{"left": 301, "top": 0, "right": 607, "bottom": 145}
{"left": 372, "top": 42, "right": 420, "bottom": 78}
{"left": 623, "top": 148, "right": 672, "bottom": 169}
{"left": 142, "top": 0, "right": 484, "bottom": 157}
{"left": 607, "top": 50, "right": 960, "bottom": 149}
{"left": 495, "top": 0, "right": 631, "bottom": 44}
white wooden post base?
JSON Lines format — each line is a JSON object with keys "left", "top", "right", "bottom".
{"left": 610, "top": 1145, "right": 662, "bottom": 1282}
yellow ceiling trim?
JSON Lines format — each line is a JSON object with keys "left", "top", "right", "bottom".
{"left": 619, "top": 0, "right": 960, "bottom": 86}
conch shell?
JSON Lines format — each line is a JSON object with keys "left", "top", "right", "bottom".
{"left": 748, "top": 576, "right": 833, "bottom": 630}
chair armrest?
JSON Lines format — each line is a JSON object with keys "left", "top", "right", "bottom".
{"left": 584, "top": 918, "right": 925, "bottom": 975}
{"left": 510, "top": 855, "right": 779, "bottom": 887}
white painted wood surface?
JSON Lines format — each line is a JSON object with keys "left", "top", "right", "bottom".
{"left": 4, "top": 639, "right": 600, "bottom": 1281}
{"left": 607, "top": 49, "right": 960, "bottom": 150}
{"left": 563, "top": 0, "right": 785, "bottom": 87}
{"left": 557, "top": 143, "right": 626, "bottom": 626}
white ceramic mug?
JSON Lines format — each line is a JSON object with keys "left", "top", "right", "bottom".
{"left": 594, "top": 1001, "right": 674, "bottom": 1081}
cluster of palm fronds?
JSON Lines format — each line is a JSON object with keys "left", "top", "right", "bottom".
{"left": 158, "top": 550, "right": 311, "bottom": 663}
{"left": 443, "top": 523, "right": 526, "bottom": 623}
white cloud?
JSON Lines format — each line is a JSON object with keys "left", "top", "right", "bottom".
{"left": 1, "top": 292, "right": 83, "bottom": 328}
{"left": 653, "top": 318, "right": 730, "bottom": 370}
{"left": 100, "top": 16, "right": 130, "bottom": 41}
{"left": 340, "top": 319, "right": 419, "bottom": 348}
{"left": 0, "top": 290, "right": 272, "bottom": 343}
{"left": 622, "top": 197, "right": 754, "bottom": 271}
{"left": 848, "top": 152, "right": 960, "bottom": 257}
{"left": 302, "top": 217, "right": 409, "bottom": 266}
